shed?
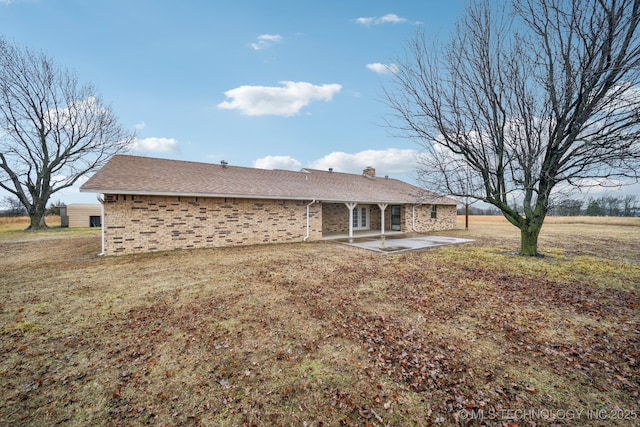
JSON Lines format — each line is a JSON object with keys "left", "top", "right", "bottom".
{"left": 60, "top": 203, "right": 102, "bottom": 228}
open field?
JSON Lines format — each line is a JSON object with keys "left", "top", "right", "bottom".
{"left": 0, "top": 216, "right": 61, "bottom": 235}
{"left": 1, "top": 216, "right": 638, "bottom": 426}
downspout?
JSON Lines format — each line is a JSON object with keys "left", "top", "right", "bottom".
{"left": 303, "top": 200, "right": 317, "bottom": 241}
{"left": 97, "top": 195, "right": 105, "bottom": 256}
{"left": 412, "top": 204, "right": 422, "bottom": 232}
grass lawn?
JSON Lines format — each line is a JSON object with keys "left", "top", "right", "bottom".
{"left": 1, "top": 216, "right": 638, "bottom": 426}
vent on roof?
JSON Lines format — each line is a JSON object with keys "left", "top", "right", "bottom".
{"left": 221, "top": 160, "right": 228, "bottom": 168}
{"left": 328, "top": 168, "right": 333, "bottom": 173}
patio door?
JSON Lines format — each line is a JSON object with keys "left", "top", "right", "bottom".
{"left": 391, "top": 205, "right": 401, "bottom": 231}
{"left": 352, "top": 205, "right": 370, "bottom": 230}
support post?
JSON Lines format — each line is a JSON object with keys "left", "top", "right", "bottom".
{"left": 377, "top": 203, "right": 388, "bottom": 236}
{"left": 345, "top": 202, "right": 357, "bottom": 242}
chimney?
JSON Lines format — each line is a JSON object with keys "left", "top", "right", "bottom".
{"left": 220, "top": 160, "right": 228, "bottom": 168}
{"left": 363, "top": 166, "right": 375, "bottom": 178}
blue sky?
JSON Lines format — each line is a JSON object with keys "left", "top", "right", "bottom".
{"left": 0, "top": 0, "right": 465, "bottom": 205}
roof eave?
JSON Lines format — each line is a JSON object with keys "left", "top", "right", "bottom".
{"left": 80, "top": 188, "right": 459, "bottom": 205}
{"left": 80, "top": 188, "right": 319, "bottom": 202}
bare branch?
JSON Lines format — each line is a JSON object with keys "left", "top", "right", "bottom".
{"left": 384, "top": 0, "right": 640, "bottom": 255}
{"left": 0, "top": 37, "right": 133, "bottom": 229}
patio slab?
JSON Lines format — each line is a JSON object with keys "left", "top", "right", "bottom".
{"left": 332, "top": 234, "right": 474, "bottom": 253}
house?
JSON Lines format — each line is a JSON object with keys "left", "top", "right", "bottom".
{"left": 79, "top": 155, "right": 459, "bottom": 255}
{"left": 59, "top": 203, "right": 102, "bottom": 228}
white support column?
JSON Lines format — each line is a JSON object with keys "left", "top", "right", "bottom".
{"left": 345, "top": 202, "right": 357, "bottom": 241}
{"left": 378, "top": 203, "right": 388, "bottom": 235}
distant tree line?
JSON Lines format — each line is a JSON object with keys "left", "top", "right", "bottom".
{"left": 459, "top": 195, "right": 639, "bottom": 217}
{"left": 550, "top": 195, "right": 639, "bottom": 217}
{"left": 457, "top": 205, "right": 503, "bottom": 216}
{"left": 1, "top": 196, "right": 65, "bottom": 217}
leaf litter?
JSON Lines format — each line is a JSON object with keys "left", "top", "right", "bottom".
{"left": 0, "top": 218, "right": 638, "bottom": 425}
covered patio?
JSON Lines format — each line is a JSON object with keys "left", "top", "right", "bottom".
{"left": 321, "top": 202, "right": 411, "bottom": 240}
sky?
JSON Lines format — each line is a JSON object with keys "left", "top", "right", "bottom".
{"left": 0, "top": 0, "right": 467, "bottom": 205}
{"left": 1, "top": 0, "right": 638, "bottom": 208}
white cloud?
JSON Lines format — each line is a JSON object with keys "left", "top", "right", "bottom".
{"left": 217, "top": 81, "right": 342, "bottom": 117}
{"left": 308, "top": 148, "right": 420, "bottom": 175}
{"left": 251, "top": 34, "right": 283, "bottom": 50}
{"left": 134, "top": 121, "right": 146, "bottom": 131}
{"left": 354, "top": 13, "right": 407, "bottom": 26}
{"left": 47, "top": 96, "right": 106, "bottom": 128}
{"left": 250, "top": 148, "right": 420, "bottom": 177}
{"left": 130, "top": 137, "right": 177, "bottom": 152}
{"left": 253, "top": 155, "right": 302, "bottom": 170}
{"left": 366, "top": 62, "right": 399, "bottom": 75}
{"left": 377, "top": 13, "right": 406, "bottom": 24}
{"left": 355, "top": 17, "right": 374, "bottom": 26}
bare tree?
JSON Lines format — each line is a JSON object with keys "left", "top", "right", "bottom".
{"left": 623, "top": 194, "right": 638, "bottom": 216}
{"left": 1, "top": 195, "right": 27, "bottom": 216}
{"left": 551, "top": 198, "right": 584, "bottom": 216}
{"left": 0, "top": 37, "right": 133, "bottom": 230}
{"left": 384, "top": 0, "right": 640, "bottom": 255}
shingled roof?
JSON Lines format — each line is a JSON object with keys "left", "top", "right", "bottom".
{"left": 80, "top": 155, "right": 458, "bottom": 205}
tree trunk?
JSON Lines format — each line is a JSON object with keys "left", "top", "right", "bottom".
{"left": 520, "top": 224, "right": 541, "bottom": 256}
{"left": 27, "top": 202, "right": 48, "bottom": 230}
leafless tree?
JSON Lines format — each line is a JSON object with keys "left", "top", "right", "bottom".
{"left": 1, "top": 195, "right": 27, "bottom": 216}
{"left": 623, "top": 194, "right": 638, "bottom": 216}
{"left": 384, "top": 0, "right": 640, "bottom": 255}
{"left": 0, "top": 37, "right": 133, "bottom": 230}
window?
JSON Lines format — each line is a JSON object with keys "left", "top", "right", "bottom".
{"left": 391, "top": 205, "right": 401, "bottom": 231}
{"left": 89, "top": 215, "right": 102, "bottom": 227}
{"left": 430, "top": 205, "right": 437, "bottom": 219}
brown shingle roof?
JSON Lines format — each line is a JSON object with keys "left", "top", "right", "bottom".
{"left": 80, "top": 155, "right": 458, "bottom": 205}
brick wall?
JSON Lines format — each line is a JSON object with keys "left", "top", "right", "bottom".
{"left": 103, "top": 195, "right": 322, "bottom": 255}
{"left": 369, "top": 205, "right": 383, "bottom": 231}
{"left": 321, "top": 203, "right": 348, "bottom": 234}
{"left": 322, "top": 203, "right": 385, "bottom": 233}
{"left": 405, "top": 204, "right": 457, "bottom": 232}
{"left": 321, "top": 202, "right": 457, "bottom": 234}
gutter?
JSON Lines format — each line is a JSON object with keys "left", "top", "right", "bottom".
{"left": 97, "top": 195, "right": 105, "bottom": 256}
{"left": 79, "top": 188, "right": 444, "bottom": 206}
{"left": 303, "top": 200, "right": 317, "bottom": 241}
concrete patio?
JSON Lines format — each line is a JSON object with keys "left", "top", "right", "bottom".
{"left": 327, "top": 233, "right": 474, "bottom": 253}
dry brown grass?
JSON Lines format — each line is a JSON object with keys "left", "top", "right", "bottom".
{"left": 464, "top": 215, "right": 640, "bottom": 227}
{"left": 0, "top": 216, "right": 61, "bottom": 235}
{"left": 1, "top": 216, "right": 638, "bottom": 426}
